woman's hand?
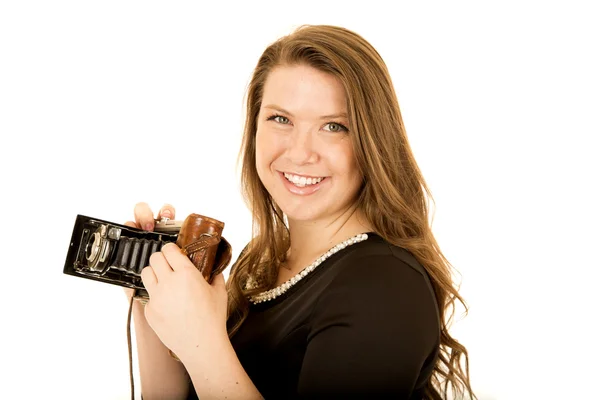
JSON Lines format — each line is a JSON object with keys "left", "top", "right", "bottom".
{"left": 122, "top": 202, "right": 175, "bottom": 301}
{"left": 141, "top": 244, "right": 229, "bottom": 360}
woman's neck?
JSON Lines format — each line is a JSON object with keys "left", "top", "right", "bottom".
{"left": 284, "top": 206, "right": 372, "bottom": 272}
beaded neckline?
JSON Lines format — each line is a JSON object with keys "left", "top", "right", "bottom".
{"left": 248, "top": 233, "right": 369, "bottom": 304}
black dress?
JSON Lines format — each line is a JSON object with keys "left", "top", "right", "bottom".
{"left": 189, "top": 233, "right": 440, "bottom": 399}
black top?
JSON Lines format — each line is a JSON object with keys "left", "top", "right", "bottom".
{"left": 188, "top": 233, "right": 440, "bottom": 399}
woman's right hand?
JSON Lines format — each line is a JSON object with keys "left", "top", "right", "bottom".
{"left": 122, "top": 202, "right": 176, "bottom": 301}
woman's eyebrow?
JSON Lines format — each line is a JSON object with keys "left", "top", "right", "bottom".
{"left": 319, "top": 112, "right": 348, "bottom": 120}
{"left": 263, "top": 104, "right": 294, "bottom": 117}
{"left": 263, "top": 104, "right": 347, "bottom": 120}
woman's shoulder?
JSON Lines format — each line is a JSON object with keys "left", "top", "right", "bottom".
{"left": 336, "top": 232, "right": 431, "bottom": 283}
{"left": 322, "top": 232, "right": 439, "bottom": 315}
{"left": 310, "top": 231, "right": 441, "bottom": 341}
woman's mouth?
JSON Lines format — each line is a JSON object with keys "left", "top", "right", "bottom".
{"left": 283, "top": 172, "right": 325, "bottom": 187}
{"left": 279, "top": 172, "right": 327, "bottom": 195}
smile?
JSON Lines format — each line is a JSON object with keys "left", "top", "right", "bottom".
{"left": 278, "top": 171, "right": 327, "bottom": 196}
{"left": 283, "top": 172, "right": 325, "bottom": 187}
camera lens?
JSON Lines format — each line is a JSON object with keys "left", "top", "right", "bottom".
{"left": 86, "top": 232, "right": 101, "bottom": 263}
{"left": 84, "top": 225, "right": 112, "bottom": 273}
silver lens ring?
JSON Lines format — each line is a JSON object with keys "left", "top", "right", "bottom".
{"left": 86, "top": 232, "right": 101, "bottom": 263}
{"left": 86, "top": 225, "right": 111, "bottom": 272}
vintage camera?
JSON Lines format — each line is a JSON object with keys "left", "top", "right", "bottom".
{"left": 63, "top": 214, "right": 182, "bottom": 295}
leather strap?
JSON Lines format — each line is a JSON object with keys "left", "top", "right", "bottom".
{"left": 181, "top": 234, "right": 220, "bottom": 256}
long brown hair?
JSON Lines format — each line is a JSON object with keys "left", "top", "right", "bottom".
{"left": 226, "top": 24, "right": 476, "bottom": 400}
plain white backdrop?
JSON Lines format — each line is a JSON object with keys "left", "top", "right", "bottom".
{"left": 1, "top": 1, "right": 598, "bottom": 399}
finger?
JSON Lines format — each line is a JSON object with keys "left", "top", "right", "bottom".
{"left": 161, "top": 242, "right": 196, "bottom": 272}
{"left": 158, "top": 204, "right": 176, "bottom": 220}
{"left": 149, "top": 251, "right": 174, "bottom": 280}
{"left": 134, "top": 202, "right": 155, "bottom": 232}
{"left": 124, "top": 221, "right": 138, "bottom": 229}
{"left": 141, "top": 266, "right": 157, "bottom": 293}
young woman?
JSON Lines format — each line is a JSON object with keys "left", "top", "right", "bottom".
{"left": 126, "top": 25, "right": 476, "bottom": 399}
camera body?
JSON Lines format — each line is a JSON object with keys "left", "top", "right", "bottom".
{"left": 63, "top": 214, "right": 182, "bottom": 291}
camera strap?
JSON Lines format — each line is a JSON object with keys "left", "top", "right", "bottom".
{"left": 127, "top": 295, "right": 135, "bottom": 400}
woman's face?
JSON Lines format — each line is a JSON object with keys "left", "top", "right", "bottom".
{"left": 255, "top": 64, "right": 363, "bottom": 224}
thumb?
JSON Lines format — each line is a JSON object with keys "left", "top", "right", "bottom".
{"left": 210, "top": 273, "right": 226, "bottom": 291}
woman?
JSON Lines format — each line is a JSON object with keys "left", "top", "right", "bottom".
{"left": 127, "top": 25, "right": 476, "bottom": 399}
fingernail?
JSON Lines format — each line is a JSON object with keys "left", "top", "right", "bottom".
{"left": 161, "top": 210, "right": 172, "bottom": 218}
{"left": 144, "top": 223, "right": 154, "bottom": 231}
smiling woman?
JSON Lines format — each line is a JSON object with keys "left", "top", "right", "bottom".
{"left": 226, "top": 25, "right": 476, "bottom": 399}
{"left": 128, "top": 24, "right": 477, "bottom": 400}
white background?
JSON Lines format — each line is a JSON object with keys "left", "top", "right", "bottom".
{"left": 1, "top": 1, "right": 598, "bottom": 399}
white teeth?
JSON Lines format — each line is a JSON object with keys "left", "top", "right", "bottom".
{"left": 284, "top": 173, "right": 324, "bottom": 187}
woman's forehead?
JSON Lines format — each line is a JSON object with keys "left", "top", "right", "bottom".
{"left": 261, "top": 65, "right": 348, "bottom": 118}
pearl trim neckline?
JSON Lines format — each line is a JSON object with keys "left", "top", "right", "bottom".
{"left": 248, "top": 233, "right": 369, "bottom": 304}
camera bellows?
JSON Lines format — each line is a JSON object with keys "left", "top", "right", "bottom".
{"left": 113, "top": 237, "right": 163, "bottom": 275}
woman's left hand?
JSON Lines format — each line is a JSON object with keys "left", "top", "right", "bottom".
{"left": 140, "top": 243, "right": 229, "bottom": 360}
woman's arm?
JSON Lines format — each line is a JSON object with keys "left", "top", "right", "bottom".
{"left": 132, "top": 299, "right": 191, "bottom": 399}
{"left": 123, "top": 204, "right": 191, "bottom": 399}
{"left": 181, "top": 333, "right": 263, "bottom": 400}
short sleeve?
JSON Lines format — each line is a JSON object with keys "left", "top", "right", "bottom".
{"left": 296, "top": 254, "right": 440, "bottom": 398}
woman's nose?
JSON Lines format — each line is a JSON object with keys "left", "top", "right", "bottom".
{"left": 285, "top": 128, "right": 317, "bottom": 165}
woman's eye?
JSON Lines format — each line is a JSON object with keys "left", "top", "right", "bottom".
{"left": 324, "top": 122, "right": 348, "bottom": 133}
{"left": 268, "top": 115, "right": 290, "bottom": 124}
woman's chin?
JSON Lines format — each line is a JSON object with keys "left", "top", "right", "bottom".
{"left": 281, "top": 208, "right": 324, "bottom": 225}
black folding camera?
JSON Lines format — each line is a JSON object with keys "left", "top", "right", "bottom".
{"left": 63, "top": 214, "right": 182, "bottom": 292}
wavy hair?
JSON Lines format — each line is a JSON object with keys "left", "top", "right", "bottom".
{"left": 225, "top": 24, "right": 476, "bottom": 400}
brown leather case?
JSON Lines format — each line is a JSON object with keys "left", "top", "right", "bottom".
{"left": 176, "top": 213, "right": 232, "bottom": 283}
